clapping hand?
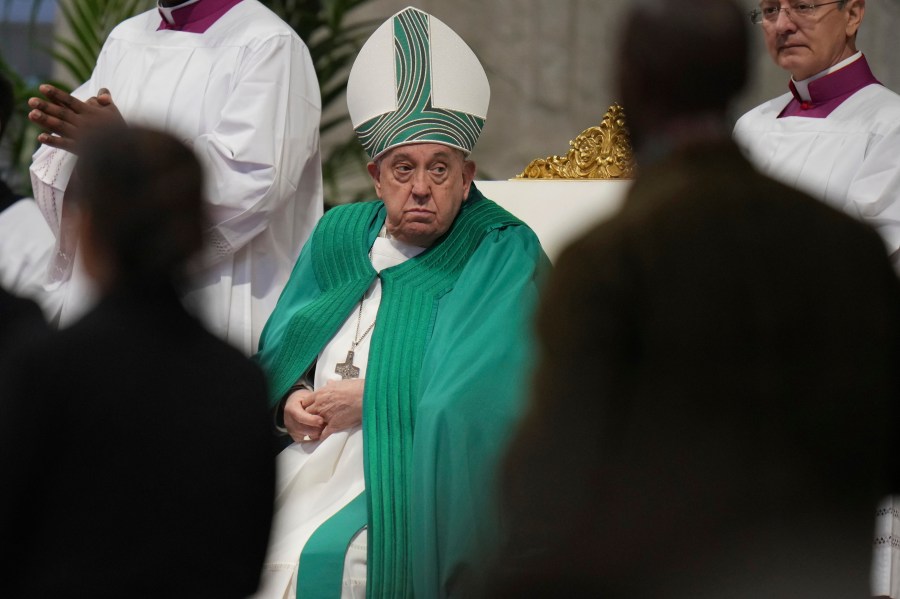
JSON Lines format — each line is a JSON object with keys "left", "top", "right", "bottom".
{"left": 28, "top": 84, "right": 125, "bottom": 154}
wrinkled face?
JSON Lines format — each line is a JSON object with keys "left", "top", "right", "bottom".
{"left": 368, "top": 143, "right": 476, "bottom": 248}
{"left": 761, "top": 0, "right": 863, "bottom": 81}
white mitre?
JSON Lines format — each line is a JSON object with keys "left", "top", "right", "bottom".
{"left": 346, "top": 6, "right": 490, "bottom": 159}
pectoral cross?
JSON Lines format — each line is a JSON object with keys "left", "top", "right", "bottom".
{"left": 335, "top": 350, "right": 361, "bottom": 379}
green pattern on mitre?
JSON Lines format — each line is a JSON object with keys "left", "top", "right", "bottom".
{"left": 355, "top": 8, "right": 486, "bottom": 159}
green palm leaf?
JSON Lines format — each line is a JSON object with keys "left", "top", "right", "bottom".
{"left": 53, "top": 0, "right": 154, "bottom": 83}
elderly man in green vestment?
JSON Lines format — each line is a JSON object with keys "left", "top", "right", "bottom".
{"left": 251, "top": 7, "right": 549, "bottom": 598}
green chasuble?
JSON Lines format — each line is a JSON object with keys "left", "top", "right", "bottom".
{"left": 256, "top": 186, "right": 550, "bottom": 597}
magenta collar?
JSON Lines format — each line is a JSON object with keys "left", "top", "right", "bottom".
{"left": 779, "top": 55, "right": 881, "bottom": 118}
{"left": 157, "top": 0, "right": 243, "bottom": 34}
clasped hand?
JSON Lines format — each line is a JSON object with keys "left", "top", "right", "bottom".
{"left": 28, "top": 84, "right": 126, "bottom": 154}
{"left": 283, "top": 378, "right": 365, "bottom": 444}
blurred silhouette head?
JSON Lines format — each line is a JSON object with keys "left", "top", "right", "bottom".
{"left": 617, "top": 0, "right": 749, "bottom": 153}
{"left": 72, "top": 126, "right": 206, "bottom": 290}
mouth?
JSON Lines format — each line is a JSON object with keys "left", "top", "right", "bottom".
{"left": 405, "top": 208, "right": 434, "bottom": 221}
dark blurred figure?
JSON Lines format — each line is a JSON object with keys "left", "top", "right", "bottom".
{"left": 0, "top": 287, "right": 47, "bottom": 376}
{"left": 493, "top": 0, "right": 900, "bottom": 597}
{"left": 0, "top": 126, "right": 275, "bottom": 598}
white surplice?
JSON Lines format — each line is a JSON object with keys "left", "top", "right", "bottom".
{"left": 734, "top": 83, "right": 900, "bottom": 275}
{"left": 0, "top": 199, "right": 61, "bottom": 317}
{"left": 28, "top": 0, "right": 323, "bottom": 354}
{"left": 254, "top": 233, "right": 424, "bottom": 599}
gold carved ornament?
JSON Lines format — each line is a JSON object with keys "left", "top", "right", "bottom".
{"left": 516, "top": 103, "right": 636, "bottom": 180}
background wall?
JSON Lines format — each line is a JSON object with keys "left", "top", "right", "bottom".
{"left": 341, "top": 0, "right": 900, "bottom": 184}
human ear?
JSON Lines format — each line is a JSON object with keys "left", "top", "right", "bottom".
{"left": 461, "top": 160, "right": 476, "bottom": 201}
{"left": 367, "top": 161, "right": 383, "bottom": 199}
{"left": 845, "top": 0, "right": 865, "bottom": 38}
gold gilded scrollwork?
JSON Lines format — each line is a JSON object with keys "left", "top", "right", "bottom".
{"left": 516, "top": 103, "right": 636, "bottom": 180}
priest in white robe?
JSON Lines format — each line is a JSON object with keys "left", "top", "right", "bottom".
{"left": 734, "top": 1, "right": 900, "bottom": 596}
{"left": 13, "top": 0, "right": 323, "bottom": 354}
{"left": 734, "top": 0, "right": 900, "bottom": 275}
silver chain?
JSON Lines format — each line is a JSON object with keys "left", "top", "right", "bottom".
{"left": 352, "top": 300, "right": 376, "bottom": 349}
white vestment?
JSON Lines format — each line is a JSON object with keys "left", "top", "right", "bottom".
{"left": 254, "top": 234, "right": 423, "bottom": 599}
{"left": 0, "top": 199, "right": 61, "bottom": 316}
{"left": 733, "top": 83, "right": 900, "bottom": 275}
{"left": 735, "top": 79, "right": 900, "bottom": 598}
{"left": 28, "top": 0, "right": 323, "bottom": 354}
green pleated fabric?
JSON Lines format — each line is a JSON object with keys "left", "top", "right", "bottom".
{"left": 255, "top": 186, "right": 544, "bottom": 598}
{"left": 256, "top": 201, "right": 382, "bottom": 406}
{"left": 362, "top": 191, "right": 522, "bottom": 598}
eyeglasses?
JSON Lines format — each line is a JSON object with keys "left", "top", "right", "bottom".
{"left": 749, "top": 1, "right": 844, "bottom": 24}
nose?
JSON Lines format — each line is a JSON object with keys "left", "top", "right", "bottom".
{"left": 410, "top": 169, "right": 430, "bottom": 200}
